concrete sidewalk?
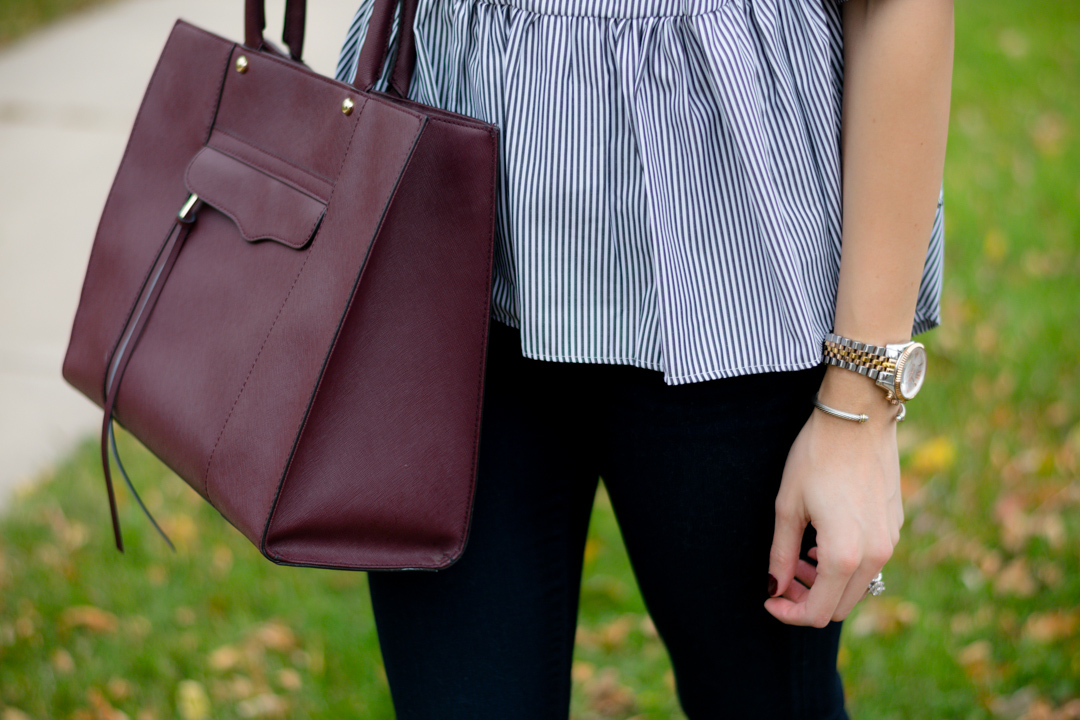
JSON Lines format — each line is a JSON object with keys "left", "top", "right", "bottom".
{"left": 0, "top": 0, "right": 362, "bottom": 510}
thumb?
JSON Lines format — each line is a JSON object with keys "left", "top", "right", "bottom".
{"left": 767, "top": 498, "right": 806, "bottom": 598}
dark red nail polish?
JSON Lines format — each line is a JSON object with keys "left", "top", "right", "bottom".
{"left": 768, "top": 573, "right": 778, "bottom": 597}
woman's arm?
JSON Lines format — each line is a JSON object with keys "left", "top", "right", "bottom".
{"left": 764, "top": 0, "right": 954, "bottom": 627}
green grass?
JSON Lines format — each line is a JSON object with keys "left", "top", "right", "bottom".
{"left": 0, "top": 0, "right": 116, "bottom": 47}
{"left": 2, "top": 0, "right": 1079, "bottom": 717}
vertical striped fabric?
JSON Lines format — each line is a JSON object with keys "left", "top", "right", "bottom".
{"left": 335, "top": 0, "right": 945, "bottom": 385}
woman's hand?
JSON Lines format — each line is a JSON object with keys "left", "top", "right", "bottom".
{"left": 763, "top": 365, "right": 905, "bottom": 627}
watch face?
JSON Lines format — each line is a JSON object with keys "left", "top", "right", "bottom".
{"left": 897, "top": 345, "right": 927, "bottom": 401}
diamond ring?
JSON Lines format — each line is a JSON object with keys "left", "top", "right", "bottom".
{"left": 867, "top": 572, "right": 885, "bottom": 596}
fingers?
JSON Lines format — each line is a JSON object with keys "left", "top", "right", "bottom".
{"left": 795, "top": 557, "right": 818, "bottom": 587}
{"left": 766, "top": 537, "right": 894, "bottom": 626}
{"left": 776, "top": 558, "right": 819, "bottom": 603}
{"left": 767, "top": 496, "right": 806, "bottom": 598}
{"left": 765, "top": 540, "right": 859, "bottom": 627}
{"left": 832, "top": 539, "right": 893, "bottom": 620}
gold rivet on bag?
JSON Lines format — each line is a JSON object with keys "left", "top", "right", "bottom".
{"left": 342, "top": 98, "right": 355, "bottom": 116}
{"left": 236, "top": 56, "right": 249, "bottom": 74}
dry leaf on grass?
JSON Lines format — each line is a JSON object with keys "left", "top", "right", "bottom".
{"left": 849, "top": 599, "right": 918, "bottom": 637}
{"left": 958, "top": 640, "right": 993, "bottom": 681}
{"left": 209, "top": 644, "right": 243, "bottom": 672}
{"left": 160, "top": 514, "right": 199, "bottom": 551}
{"left": 107, "top": 677, "right": 133, "bottom": 702}
{"left": 212, "top": 545, "right": 233, "bottom": 576}
{"left": 1021, "top": 611, "right": 1079, "bottom": 644}
{"left": 991, "top": 686, "right": 1038, "bottom": 720}
{"left": 251, "top": 620, "right": 297, "bottom": 653}
{"left": 275, "top": 669, "right": 302, "bottom": 692}
{"left": 236, "top": 693, "right": 289, "bottom": 719}
{"left": 572, "top": 660, "right": 596, "bottom": 684}
{"left": 87, "top": 687, "right": 129, "bottom": 720}
{"left": 597, "top": 615, "right": 635, "bottom": 652}
{"left": 61, "top": 606, "right": 119, "bottom": 634}
{"left": 51, "top": 648, "right": 75, "bottom": 674}
{"left": 994, "top": 558, "right": 1038, "bottom": 597}
{"left": 583, "top": 668, "right": 636, "bottom": 718}
{"left": 123, "top": 616, "right": 153, "bottom": 639}
{"left": 1014, "top": 697, "right": 1080, "bottom": 720}
{"left": 1030, "top": 113, "right": 1066, "bottom": 156}
{"left": 210, "top": 675, "right": 257, "bottom": 702}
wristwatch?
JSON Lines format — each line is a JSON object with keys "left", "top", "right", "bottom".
{"left": 821, "top": 332, "right": 928, "bottom": 406}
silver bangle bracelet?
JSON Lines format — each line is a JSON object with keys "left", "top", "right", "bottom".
{"left": 812, "top": 393, "right": 907, "bottom": 423}
{"left": 813, "top": 393, "right": 868, "bottom": 423}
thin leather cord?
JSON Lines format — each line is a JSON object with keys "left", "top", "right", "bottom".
{"left": 100, "top": 210, "right": 196, "bottom": 551}
{"left": 108, "top": 422, "right": 176, "bottom": 552}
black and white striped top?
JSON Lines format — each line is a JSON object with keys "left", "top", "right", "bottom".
{"left": 336, "top": 0, "right": 945, "bottom": 385}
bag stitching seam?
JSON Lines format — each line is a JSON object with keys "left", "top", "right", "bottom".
{"left": 258, "top": 111, "right": 425, "bottom": 563}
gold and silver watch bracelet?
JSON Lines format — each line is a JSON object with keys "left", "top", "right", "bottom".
{"left": 821, "top": 333, "right": 898, "bottom": 382}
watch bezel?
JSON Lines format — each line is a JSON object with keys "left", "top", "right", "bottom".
{"left": 892, "top": 342, "right": 927, "bottom": 402}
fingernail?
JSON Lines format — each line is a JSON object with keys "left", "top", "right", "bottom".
{"left": 768, "top": 573, "right": 778, "bottom": 597}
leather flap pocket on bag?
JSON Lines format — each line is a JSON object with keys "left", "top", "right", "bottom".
{"left": 184, "top": 146, "right": 326, "bottom": 250}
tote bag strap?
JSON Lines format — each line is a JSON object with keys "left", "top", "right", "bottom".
{"left": 245, "top": 0, "right": 307, "bottom": 60}
{"left": 244, "top": 0, "right": 419, "bottom": 97}
{"left": 351, "top": 0, "right": 419, "bottom": 97}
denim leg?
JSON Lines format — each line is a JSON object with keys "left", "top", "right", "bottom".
{"left": 598, "top": 362, "right": 849, "bottom": 720}
{"left": 367, "top": 321, "right": 600, "bottom": 719}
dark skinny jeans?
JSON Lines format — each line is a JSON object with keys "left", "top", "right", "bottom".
{"left": 368, "top": 319, "right": 848, "bottom": 719}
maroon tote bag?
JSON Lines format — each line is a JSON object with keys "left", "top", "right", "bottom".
{"left": 62, "top": 0, "right": 499, "bottom": 570}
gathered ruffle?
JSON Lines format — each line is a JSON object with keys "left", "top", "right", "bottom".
{"left": 336, "top": 0, "right": 944, "bottom": 384}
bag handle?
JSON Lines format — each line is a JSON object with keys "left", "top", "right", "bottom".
{"left": 244, "top": 0, "right": 419, "bottom": 97}
{"left": 245, "top": 0, "right": 307, "bottom": 61}
{"left": 352, "top": 0, "right": 419, "bottom": 97}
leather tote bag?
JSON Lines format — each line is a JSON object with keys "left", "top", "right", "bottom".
{"left": 62, "top": 0, "right": 499, "bottom": 571}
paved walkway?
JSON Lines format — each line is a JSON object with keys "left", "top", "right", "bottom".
{"left": 0, "top": 0, "right": 361, "bottom": 510}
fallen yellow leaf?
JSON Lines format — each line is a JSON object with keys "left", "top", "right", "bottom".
{"left": 983, "top": 229, "right": 1008, "bottom": 263}
{"left": 583, "top": 538, "right": 602, "bottom": 565}
{"left": 176, "top": 680, "right": 210, "bottom": 720}
{"left": 910, "top": 436, "right": 957, "bottom": 475}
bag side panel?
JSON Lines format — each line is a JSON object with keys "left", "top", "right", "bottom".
{"left": 263, "top": 115, "right": 499, "bottom": 570}
{"left": 62, "top": 22, "right": 234, "bottom": 408}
